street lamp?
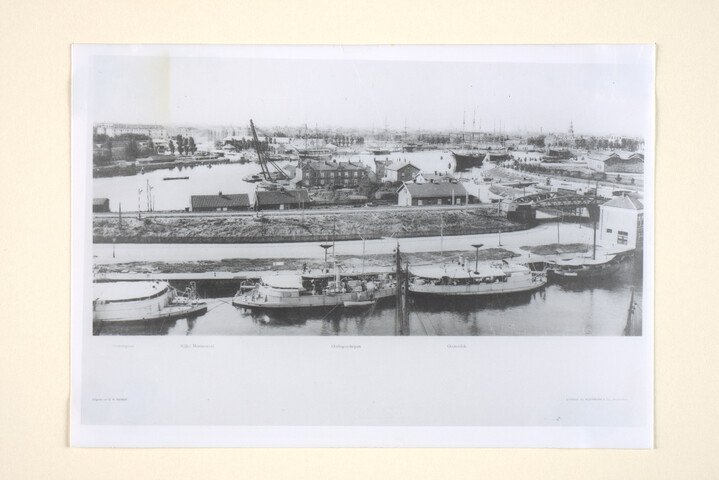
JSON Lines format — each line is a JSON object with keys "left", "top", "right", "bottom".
{"left": 471, "top": 243, "right": 484, "bottom": 273}
{"left": 320, "top": 243, "right": 333, "bottom": 264}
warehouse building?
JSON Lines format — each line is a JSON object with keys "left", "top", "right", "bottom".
{"left": 397, "top": 182, "right": 468, "bottom": 206}
{"left": 255, "top": 189, "right": 311, "bottom": 211}
{"left": 190, "top": 193, "right": 250, "bottom": 212}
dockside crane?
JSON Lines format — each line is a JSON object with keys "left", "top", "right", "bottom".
{"left": 250, "top": 119, "right": 289, "bottom": 181}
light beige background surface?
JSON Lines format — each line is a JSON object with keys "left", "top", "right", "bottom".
{"left": 1, "top": 0, "right": 716, "bottom": 478}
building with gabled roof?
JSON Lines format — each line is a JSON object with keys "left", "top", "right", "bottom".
{"left": 382, "top": 161, "right": 421, "bottom": 183}
{"left": 586, "top": 152, "right": 644, "bottom": 173}
{"left": 397, "top": 182, "right": 468, "bottom": 206}
{"left": 190, "top": 193, "right": 250, "bottom": 212}
{"left": 296, "top": 160, "right": 370, "bottom": 187}
{"left": 414, "top": 172, "right": 456, "bottom": 184}
{"left": 254, "top": 189, "right": 311, "bottom": 211}
{"left": 598, "top": 194, "right": 644, "bottom": 249}
{"left": 93, "top": 198, "right": 111, "bottom": 213}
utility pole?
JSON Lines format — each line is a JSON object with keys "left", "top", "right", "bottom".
{"left": 557, "top": 213, "right": 561, "bottom": 244}
{"left": 395, "top": 243, "right": 403, "bottom": 335}
{"left": 360, "top": 234, "right": 366, "bottom": 275}
{"left": 440, "top": 213, "right": 444, "bottom": 255}
{"left": 137, "top": 188, "right": 143, "bottom": 219}
{"left": 394, "top": 243, "right": 409, "bottom": 336}
{"left": 332, "top": 215, "right": 336, "bottom": 257}
{"left": 593, "top": 180, "right": 598, "bottom": 260}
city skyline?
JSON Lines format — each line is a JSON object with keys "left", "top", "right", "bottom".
{"left": 90, "top": 46, "right": 654, "bottom": 138}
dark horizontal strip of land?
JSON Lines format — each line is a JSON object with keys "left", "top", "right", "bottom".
{"left": 94, "top": 207, "right": 530, "bottom": 244}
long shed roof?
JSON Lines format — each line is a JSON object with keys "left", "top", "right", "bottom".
{"left": 255, "top": 189, "right": 311, "bottom": 205}
{"left": 191, "top": 194, "right": 250, "bottom": 209}
{"left": 401, "top": 182, "right": 467, "bottom": 198}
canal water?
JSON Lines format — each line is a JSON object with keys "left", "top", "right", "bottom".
{"left": 94, "top": 256, "right": 643, "bottom": 337}
{"left": 93, "top": 150, "right": 492, "bottom": 212}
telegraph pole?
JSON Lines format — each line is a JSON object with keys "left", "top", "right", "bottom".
{"left": 137, "top": 188, "right": 143, "bottom": 219}
{"left": 593, "top": 180, "right": 598, "bottom": 260}
{"left": 395, "top": 243, "right": 403, "bottom": 336}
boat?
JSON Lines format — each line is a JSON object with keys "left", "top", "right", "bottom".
{"left": 547, "top": 251, "right": 632, "bottom": 281}
{"left": 343, "top": 299, "right": 376, "bottom": 307}
{"left": 542, "top": 149, "right": 574, "bottom": 162}
{"left": 450, "top": 150, "right": 484, "bottom": 171}
{"left": 371, "top": 148, "right": 392, "bottom": 155}
{"left": 408, "top": 262, "right": 547, "bottom": 296}
{"left": 232, "top": 269, "right": 396, "bottom": 310}
{"left": 93, "top": 281, "right": 207, "bottom": 322}
{"left": 242, "top": 173, "right": 264, "bottom": 183}
{"left": 163, "top": 176, "right": 189, "bottom": 181}
{"left": 483, "top": 149, "right": 511, "bottom": 162}
{"left": 298, "top": 148, "right": 332, "bottom": 160}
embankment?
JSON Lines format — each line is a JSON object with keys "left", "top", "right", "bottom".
{"left": 93, "top": 208, "right": 530, "bottom": 244}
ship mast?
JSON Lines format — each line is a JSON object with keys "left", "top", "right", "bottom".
{"left": 250, "top": 119, "right": 288, "bottom": 181}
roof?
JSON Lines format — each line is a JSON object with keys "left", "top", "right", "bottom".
{"left": 587, "top": 152, "right": 644, "bottom": 163}
{"left": 261, "top": 275, "right": 304, "bottom": 290}
{"left": 255, "top": 189, "right": 310, "bottom": 205}
{"left": 191, "top": 194, "right": 250, "bottom": 209}
{"left": 93, "top": 198, "right": 110, "bottom": 206}
{"left": 94, "top": 281, "right": 169, "bottom": 302}
{"left": 303, "top": 160, "right": 366, "bottom": 172}
{"left": 401, "top": 182, "right": 467, "bottom": 198}
{"left": 385, "top": 161, "right": 420, "bottom": 172}
{"left": 409, "top": 264, "right": 516, "bottom": 279}
{"left": 602, "top": 195, "right": 644, "bottom": 210}
{"left": 587, "top": 152, "right": 621, "bottom": 163}
{"left": 418, "top": 173, "right": 456, "bottom": 182}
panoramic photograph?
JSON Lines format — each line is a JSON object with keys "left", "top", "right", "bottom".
{"left": 87, "top": 46, "right": 652, "bottom": 337}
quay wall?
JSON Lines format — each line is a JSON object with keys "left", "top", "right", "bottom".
{"left": 94, "top": 207, "right": 530, "bottom": 244}
{"left": 93, "top": 223, "right": 532, "bottom": 244}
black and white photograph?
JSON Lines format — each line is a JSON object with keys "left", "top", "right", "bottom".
{"left": 71, "top": 45, "right": 654, "bottom": 447}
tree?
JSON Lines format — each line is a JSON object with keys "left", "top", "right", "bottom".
{"left": 168, "top": 139, "right": 175, "bottom": 155}
{"left": 176, "top": 135, "right": 184, "bottom": 155}
{"left": 125, "top": 140, "right": 139, "bottom": 160}
{"left": 189, "top": 137, "right": 196, "bottom": 154}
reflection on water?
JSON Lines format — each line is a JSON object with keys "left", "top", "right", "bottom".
{"left": 90, "top": 247, "right": 643, "bottom": 337}
{"left": 94, "top": 257, "right": 643, "bottom": 336}
{"left": 93, "top": 151, "right": 474, "bottom": 212}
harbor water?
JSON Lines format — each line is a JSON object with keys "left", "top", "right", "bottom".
{"left": 93, "top": 150, "right": 485, "bottom": 212}
{"left": 93, "top": 255, "right": 643, "bottom": 336}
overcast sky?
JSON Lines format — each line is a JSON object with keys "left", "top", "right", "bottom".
{"left": 89, "top": 46, "right": 654, "bottom": 137}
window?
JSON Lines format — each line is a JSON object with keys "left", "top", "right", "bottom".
{"left": 618, "top": 230, "right": 628, "bottom": 245}
{"left": 437, "top": 199, "right": 442, "bottom": 205}
{"left": 417, "top": 199, "right": 423, "bottom": 206}
{"left": 606, "top": 228, "right": 612, "bottom": 233}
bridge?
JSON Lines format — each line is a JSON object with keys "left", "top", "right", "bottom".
{"left": 503, "top": 192, "right": 606, "bottom": 221}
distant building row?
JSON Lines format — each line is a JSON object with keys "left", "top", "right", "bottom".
{"left": 585, "top": 152, "right": 644, "bottom": 173}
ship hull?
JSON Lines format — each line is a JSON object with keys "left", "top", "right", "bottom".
{"left": 233, "top": 287, "right": 396, "bottom": 309}
{"left": 548, "top": 262, "right": 622, "bottom": 282}
{"left": 409, "top": 278, "right": 546, "bottom": 297}
{"left": 93, "top": 281, "right": 207, "bottom": 322}
{"left": 451, "top": 151, "right": 483, "bottom": 171}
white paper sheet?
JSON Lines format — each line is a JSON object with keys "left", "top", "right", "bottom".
{"left": 71, "top": 44, "right": 654, "bottom": 447}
